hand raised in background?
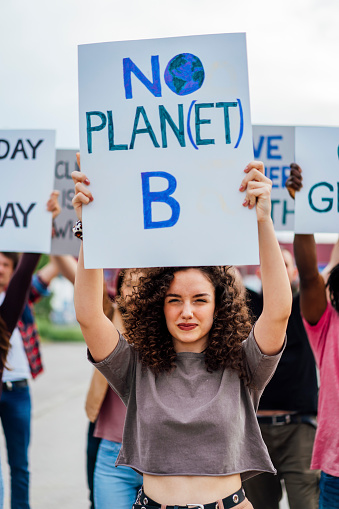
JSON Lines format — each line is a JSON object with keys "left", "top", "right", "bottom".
{"left": 285, "top": 163, "right": 303, "bottom": 199}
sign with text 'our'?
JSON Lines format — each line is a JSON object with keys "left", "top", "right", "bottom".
{"left": 78, "top": 33, "right": 258, "bottom": 268}
{"left": 0, "top": 130, "right": 55, "bottom": 252}
{"left": 295, "top": 126, "right": 339, "bottom": 234}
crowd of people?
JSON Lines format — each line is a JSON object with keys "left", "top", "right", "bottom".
{"left": 0, "top": 159, "right": 338, "bottom": 509}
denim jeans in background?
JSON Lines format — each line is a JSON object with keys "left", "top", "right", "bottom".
{"left": 86, "top": 421, "right": 101, "bottom": 509}
{"left": 0, "top": 453, "right": 4, "bottom": 509}
{"left": 319, "top": 471, "right": 339, "bottom": 509}
{"left": 94, "top": 439, "right": 143, "bottom": 509}
{"left": 0, "top": 385, "right": 31, "bottom": 509}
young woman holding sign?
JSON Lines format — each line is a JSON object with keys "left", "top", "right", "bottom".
{"left": 72, "top": 160, "right": 292, "bottom": 509}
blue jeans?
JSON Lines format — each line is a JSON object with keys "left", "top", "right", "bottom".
{"left": 0, "top": 453, "right": 4, "bottom": 509}
{"left": 319, "top": 471, "right": 339, "bottom": 509}
{"left": 94, "top": 439, "right": 142, "bottom": 509}
{"left": 0, "top": 385, "right": 31, "bottom": 509}
{"left": 86, "top": 421, "right": 101, "bottom": 508}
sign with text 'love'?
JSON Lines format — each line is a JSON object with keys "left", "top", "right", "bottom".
{"left": 78, "top": 33, "right": 258, "bottom": 268}
{"left": 0, "top": 130, "right": 56, "bottom": 252}
{"left": 253, "top": 126, "right": 295, "bottom": 231}
{"left": 295, "top": 126, "right": 339, "bottom": 234}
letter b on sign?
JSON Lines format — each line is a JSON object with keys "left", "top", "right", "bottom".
{"left": 141, "top": 172, "right": 180, "bottom": 229}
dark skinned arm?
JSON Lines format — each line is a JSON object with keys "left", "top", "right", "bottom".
{"left": 286, "top": 163, "right": 328, "bottom": 325}
{"left": 293, "top": 234, "right": 327, "bottom": 325}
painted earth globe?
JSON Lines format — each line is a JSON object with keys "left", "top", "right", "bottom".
{"left": 164, "top": 53, "right": 205, "bottom": 96}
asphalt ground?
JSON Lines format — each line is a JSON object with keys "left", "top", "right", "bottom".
{"left": 0, "top": 342, "right": 91, "bottom": 508}
{"left": 0, "top": 342, "right": 289, "bottom": 509}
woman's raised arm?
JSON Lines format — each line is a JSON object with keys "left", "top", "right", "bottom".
{"left": 72, "top": 166, "right": 119, "bottom": 362}
{"left": 240, "top": 161, "right": 292, "bottom": 355}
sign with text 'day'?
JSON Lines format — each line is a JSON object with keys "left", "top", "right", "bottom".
{"left": 0, "top": 130, "right": 56, "bottom": 253}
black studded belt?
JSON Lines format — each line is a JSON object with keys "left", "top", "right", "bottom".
{"left": 133, "top": 486, "right": 245, "bottom": 509}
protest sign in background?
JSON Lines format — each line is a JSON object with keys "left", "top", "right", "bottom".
{"left": 51, "top": 149, "right": 80, "bottom": 256}
{"left": 294, "top": 126, "right": 339, "bottom": 234}
{"left": 253, "top": 125, "right": 295, "bottom": 231}
{"left": 0, "top": 130, "right": 55, "bottom": 252}
{"left": 78, "top": 33, "right": 259, "bottom": 269}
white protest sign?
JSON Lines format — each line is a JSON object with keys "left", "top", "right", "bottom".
{"left": 295, "top": 126, "right": 339, "bottom": 234}
{"left": 51, "top": 149, "right": 80, "bottom": 256}
{"left": 78, "top": 33, "right": 259, "bottom": 268}
{"left": 253, "top": 126, "right": 295, "bottom": 231}
{"left": 0, "top": 130, "right": 55, "bottom": 253}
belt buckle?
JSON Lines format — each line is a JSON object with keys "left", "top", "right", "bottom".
{"left": 272, "top": 414, "right": 290, "bottom": 425}
{"left": 186, "top": 505, "right": 204, "bottom": 509}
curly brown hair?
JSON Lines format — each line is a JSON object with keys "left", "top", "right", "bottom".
{"left": 119, "top": 266, "right": 254, "bottom": 382}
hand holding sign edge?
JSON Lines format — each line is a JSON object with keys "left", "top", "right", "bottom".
{"left": 71, "top": 153, "right": 93, "bottom": 221}
{"left": 239, "top": 161, "right": 273, "bottom": 223}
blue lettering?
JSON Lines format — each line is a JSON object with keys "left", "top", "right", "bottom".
{"left": 270, "top": 199, "right": 294, "bottom": 225}
{"left": 269, "top": 167, "right": 280, "bottom": 188}
{"left": 282, "top": 200, "right": 294, "bottom": 224}
{"left": 130, "top": 107, "right": 160, "bottom": 149}
{"left": 253, "top": 136, "right": 265, "bottom": 159}
{"left": 107, "top": 111, "right": 128, "bottom": 151}
{"left": 216, "top": 102, "right": 237, "bottom": 144}
{"left": 159, "top": 105, "right": 185, "bottom": 148}
{"left": 123, "top": 56, "right": 161, "bottom": 99}
{"left": 308, "top": 182, "right": 333, "bottom": 212}
{"left": 195, "top": 103, "right": 215, "bottom": 146}
{"left": 86, "top": 111, "right": 107, "bottom": 154}
{"left": 141, "top": 171, "right": 180, "bottom": 229}
{"left": 267, "top": 136, "right": 282, "bottom": 159}
{"left": 282, "top": 166, "right": 290, "bottom": 188}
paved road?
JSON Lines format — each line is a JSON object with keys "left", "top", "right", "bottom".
{"left": 1, "top": 342, "right": 91, "bottom": 509}
{"left": 0, "top": 342, "right": 289, "bottom": 509}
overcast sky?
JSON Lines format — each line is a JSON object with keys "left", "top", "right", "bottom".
{"left": 1, "top": 0, "right": 338, "bottom": 148}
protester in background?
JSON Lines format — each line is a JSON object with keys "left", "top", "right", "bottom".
{"left": 0, "top": 252, "right": 42, "bottom": 509}
{"left": 286, "top": 163, "right": 339, "bottom": 509}
{"left": 0, "top": 191, "right": 73, "bottom": 509}
{"left": 72, "top": 160, "right": 292, "bottom": 509}
{"left": 85, "top": 271, "right": 144, "bottom": 509}
{"left": 85, "top": 370, "right": 106, "bottom": 509}
{"left": 56, "top": 257, "right": 119, "bottom": 509}
{"left": 85, "top": 287, "right": 113, "bottom": 509}
{"left": 244, "top": 247, "right": 320, "bottom": 509}
{"left": 92, "top": 269, "right": 143, "bottom": 509}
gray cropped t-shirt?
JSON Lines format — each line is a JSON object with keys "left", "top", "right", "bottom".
{"left": 89, "top": 328, "right": 284, "bottom": 481}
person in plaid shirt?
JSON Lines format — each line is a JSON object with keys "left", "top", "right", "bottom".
{"left": 0, "top": 191, "right": 66, "bottom": 509}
